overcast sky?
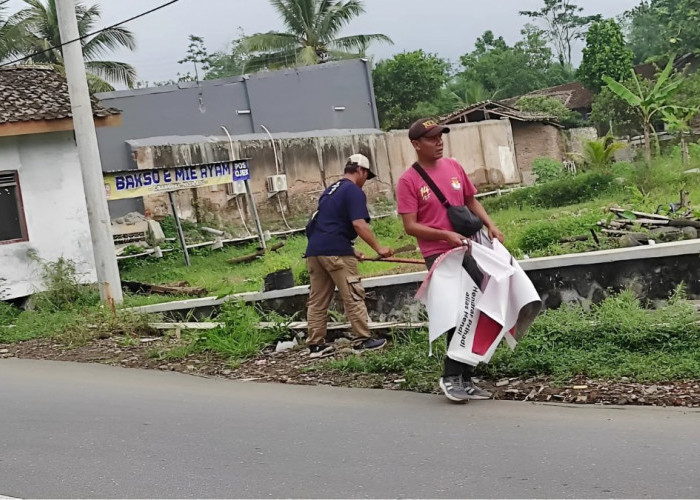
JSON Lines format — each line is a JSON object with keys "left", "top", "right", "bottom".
{"left": 5, "top": 0, "right": 643, "bottom": 86}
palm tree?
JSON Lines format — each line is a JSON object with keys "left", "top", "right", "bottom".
{"left": 9, "top": 0, "right": 137, "bottom": 92}
{"left": 448, "top": 80, "right": 499, "bottom": 111}
{"left": 0, "top": 0, "right": 22, "bottom": 61}
{"left": 240, "top": 0, "right": 393, "bottom": 72}
{"left": 571, "top": 135, "right": 626, "bottom": 172}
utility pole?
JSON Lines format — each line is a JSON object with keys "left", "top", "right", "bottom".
{"left": 56, "top": 0, "right": 123, "bottom": 303}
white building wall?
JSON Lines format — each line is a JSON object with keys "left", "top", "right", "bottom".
{"left": 0, "top": 131, "right": 97, "bottom": 300}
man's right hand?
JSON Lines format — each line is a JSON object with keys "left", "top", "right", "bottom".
{"left": 444, "top": 231, "right": 467, "bottom": 247}
{"left": 376, "top": 246, "right": 394, "bottom": 258}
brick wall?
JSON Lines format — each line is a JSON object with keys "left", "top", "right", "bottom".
{"left": 511, "top": 122, "right": 564, "bottom": 185}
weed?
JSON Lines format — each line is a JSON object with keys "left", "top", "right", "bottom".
{"left": 151, "top": 301, "right": 289, "bottom": 363}
{"left": 117, "top": 335, "right": 140, "bottom": 347}
{"left": 532, "top": 157, "right": 567, "bottom": 183}
{"left": 31, "top": 257, "right": 99, "bottom": 313}
{"left": 0, "top": 299, "right": 19, "bottom": 326}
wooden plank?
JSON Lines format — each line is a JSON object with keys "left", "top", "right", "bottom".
{"left": 609, "top": 208, "right": 670, "bottom": 220}
{"left": 258, "top": 321, "right": 428, "bottom": 331}
{"left": 149, "top": 322, "right": 223, "bottom": 330}
{"left": 633, "top": 218, "right": 670, "bottom": 225}
{"left": 0, "top": 115, "right": 121, "bottom": 137}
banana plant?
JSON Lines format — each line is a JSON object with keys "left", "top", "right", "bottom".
{"left": 661, "top": 105, "right": 700, "bottom": 165}
{"left": 602, "top": 56, "right": 684, "bottom": 161}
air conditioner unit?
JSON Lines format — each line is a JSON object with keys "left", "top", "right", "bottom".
{"left": 266, "top": 174, "right": 288, "bottom": 193}
{"left": 230, "top": 181, "right": 246, "bottom": 196}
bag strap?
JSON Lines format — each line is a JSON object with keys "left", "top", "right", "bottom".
{"left": 412, "top": 162, "right": 450, "bottom": 208}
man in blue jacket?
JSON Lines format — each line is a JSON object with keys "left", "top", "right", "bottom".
{"left": 304, "top": 154, "right": 394, "bottom": 357}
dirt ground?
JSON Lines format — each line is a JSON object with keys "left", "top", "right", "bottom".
{"left": 3, "top": 334, "right": 700, "bottom": 408}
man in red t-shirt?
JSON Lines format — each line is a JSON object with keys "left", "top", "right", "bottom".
{"left": 396, "top": 118, "right": 505, "bottom": 403}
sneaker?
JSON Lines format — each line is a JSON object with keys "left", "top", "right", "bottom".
{"left": 354, "top": 338, "right": 387, "bottom": 351}
{"left": 461, "top": 377, "right": 492, "bottom": 400}
{"left": 308, "top": 344, "right": 333, "bottom": 358}
{"left": 439, "top": 375, "right": 471, "bottom": 402}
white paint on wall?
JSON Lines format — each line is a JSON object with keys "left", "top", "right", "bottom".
{"left": 498, "top": 146, "right": 517, "bottom": 180}
{"left": 0, "top": 132, "right": 97, "bottom": 300}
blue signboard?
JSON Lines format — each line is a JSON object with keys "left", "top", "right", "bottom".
{"left": 233, "top": 161, "right": 250, "bottom": 182}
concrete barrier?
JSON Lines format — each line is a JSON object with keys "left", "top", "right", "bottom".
{"left": 128, "top": 240, "right": 700, "bottom": 321}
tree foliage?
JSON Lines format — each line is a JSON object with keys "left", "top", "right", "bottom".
{"left": 205, "top": 28, "right": 250, "bottom": 80}
{"left": 589, "top": 79, "right": 646, "bottom": 138}
{"left": 458, "top": 28, "right": 573, "bottom": 100}
{"left": 7, "top": 0, "right": 136, "bottom": 92}
{"left": 578, "top": 19, "right": 633, "bottom": 92}
{"left": 520, "top": 0, "right": 601, "bottom": 68}
{"left": 177, "top": 35, "right": 209, "bottom": 82}
{"left": 372, "top": 50, "right": 451, "bottom": 130}
{"left": 239, "top": 0, "right": 392, "bottom": 72}
{"left": 623, "top": 0, "right": 700, "bottom": 64}
{"left": 0, "top": 0, "right": 23, "bottom": 61}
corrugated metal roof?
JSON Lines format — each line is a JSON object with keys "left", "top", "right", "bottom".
{"left": 439, "top": 100, "right": 561, "bottom": 127}
{"left": 0, "top": 65, "right": 120, "bottom": 125}
{"left": 500, "top": 82, "right": 594, "bottom": 111}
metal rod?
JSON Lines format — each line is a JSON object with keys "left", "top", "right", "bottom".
{"left": 362, "top": 257, "right": 425, "bottom": 265}
{"left": 244, "top": 177, "right": 266, "bottom": 250}
{"left": 168, "top": 191, "right": 191, "bottom": 266}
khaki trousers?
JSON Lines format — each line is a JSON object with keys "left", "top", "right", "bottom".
{"left": 306, "top": 255, "right": 371, "bottom": 346}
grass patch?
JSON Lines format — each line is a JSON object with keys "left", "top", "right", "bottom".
{"left": 146, "top": 301, "right": 293, "bottom": 366}
{"left": 119, "top": 219, "right": 418, "bottom": 298}
{"left": 310, "top": 288, "right": 700, "bottom": 387}
{"left": 319, "top": 330, "right": 442, "bottom": 393}
{"left": 0, "top": 258, "right": 158, "bottom": 346}
{"left": 483, "top": 287, "right": 700, "bottom": 383}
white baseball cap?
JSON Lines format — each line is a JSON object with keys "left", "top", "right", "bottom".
{"left": 346, "top": 153, "right": 376, "bottom": 179}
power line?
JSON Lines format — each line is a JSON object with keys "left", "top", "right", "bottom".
{"left": 0, "top": 0, "right": 181, "bottom": 69}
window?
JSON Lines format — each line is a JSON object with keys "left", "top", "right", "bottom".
{"left": 0, "top": 171, "right": 28, "bottom": 244}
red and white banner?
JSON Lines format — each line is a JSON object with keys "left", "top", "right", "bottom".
{"left": 415, "top": 239, "right": 542, "bottom": 366}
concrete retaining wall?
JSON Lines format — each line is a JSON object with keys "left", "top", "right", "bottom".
{"left": 131, "top": 240, "right": 700, "bottom": 322}
{"left": 128, "top": 119, "right": 521, "bottom": 230}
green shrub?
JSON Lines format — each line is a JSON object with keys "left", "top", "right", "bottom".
{"left": 482, "top": 172, "right": 616, "bottom": 212}
{"left": 532, "top": 157, "right": 566, "bottom": 183}
{"left": 516, "top": 212, "right": 601, "bottom": 253}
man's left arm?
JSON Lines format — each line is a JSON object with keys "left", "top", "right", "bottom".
{"left": 465, "top": 196, "right": 504, "bottom": 243}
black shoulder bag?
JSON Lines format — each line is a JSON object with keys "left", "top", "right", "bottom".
{"left": 412, "top": 162, "right": 483, "bottom": 237}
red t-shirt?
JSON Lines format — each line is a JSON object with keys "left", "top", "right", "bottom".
{"left": 396, "top": 158, "right": 478, "bottom": 258}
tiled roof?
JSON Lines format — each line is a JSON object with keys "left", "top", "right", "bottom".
{"left": 0, "top": 65, "right": 120, "bottom": 125}
{"left": 439, "top": 100, "right": 561, "bottom": 127}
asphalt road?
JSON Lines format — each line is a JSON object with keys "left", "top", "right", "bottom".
{"left": 2, "top": 358, "right": 700, "bottom": 499}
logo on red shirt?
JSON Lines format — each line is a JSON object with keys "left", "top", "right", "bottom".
{"left": 451, "top": 177, "right": 461, "bottom": 190}
{"left": 420, "top": 185, "right": 431, "bottom": 201}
